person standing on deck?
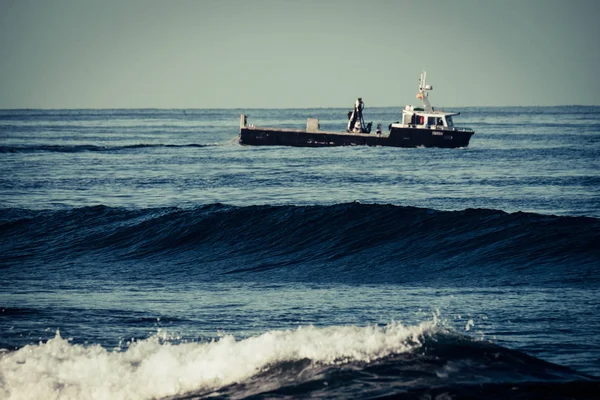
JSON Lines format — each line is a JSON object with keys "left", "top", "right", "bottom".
{"left": 347, "top": 98, "right": 364, "bottom": 133}
{"left": 353, "top": 98, "right": 364, "bottom": 132}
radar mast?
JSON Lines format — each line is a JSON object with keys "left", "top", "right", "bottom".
{"left": 416, "top": 71, "right": 434, "bottom": 111}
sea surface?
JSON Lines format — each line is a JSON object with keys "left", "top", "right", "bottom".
{"left": 1, "top": 107, "right": 599, "bottom": 399}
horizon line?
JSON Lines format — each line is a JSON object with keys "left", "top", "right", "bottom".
{"left": 1, "top": 104, "right": 598, "bottom": 111}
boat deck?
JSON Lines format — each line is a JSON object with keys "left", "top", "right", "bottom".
{"left": 243, "top": 125, "right": 389, "bottom": 138}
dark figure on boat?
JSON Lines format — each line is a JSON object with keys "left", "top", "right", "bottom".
{"left": 347, "top": 98, "right": 371, "bottom": 133}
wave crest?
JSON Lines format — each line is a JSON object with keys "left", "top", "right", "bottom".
{"left": 0, "top": 321, "right": 433, "bottom": 400}
{"left": 3, "top": 318, "right": 594, "bottom": 400}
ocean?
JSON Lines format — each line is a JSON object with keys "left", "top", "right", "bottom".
{"left": 1, "top": 107, "right": 599, "bottom": 399}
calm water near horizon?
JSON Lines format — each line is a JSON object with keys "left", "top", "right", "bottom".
{"left": 1, "top": 107, "right": 599, "bottom": 399}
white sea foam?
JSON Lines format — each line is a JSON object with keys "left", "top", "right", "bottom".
{"left": 0, "top": 320, "right": 436, "bottom": 400}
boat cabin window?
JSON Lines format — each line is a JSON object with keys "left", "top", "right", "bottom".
{"left": 446, "top": 116, "right": 454, "bottom": 127}
{"left": 406, "top": 113, "right": 425, "bottom": 125}
{"left": 427, "top": 116, "right": 436, "bottom": 126}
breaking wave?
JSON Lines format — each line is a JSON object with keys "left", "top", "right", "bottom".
{"left": 1, "top": 319, "right": 596, "bottom": 400}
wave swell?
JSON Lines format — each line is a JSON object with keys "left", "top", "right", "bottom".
{"left": 0, "top": 144, "right": 211, "bottom": 153}
{"left": 1, "top": 204, "right": 598, "bottom": 286}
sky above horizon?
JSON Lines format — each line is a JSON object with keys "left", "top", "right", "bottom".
{"left": 1, "top": 0, "right": 599, "bottom": 109}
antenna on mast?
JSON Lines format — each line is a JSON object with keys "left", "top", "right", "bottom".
{"left": 416, "top": 70, "right": 433, "bottom": 111}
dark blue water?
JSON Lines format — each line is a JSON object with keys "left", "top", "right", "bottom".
{"left": 1, "top": 107, "right": 599, "bottom": 399}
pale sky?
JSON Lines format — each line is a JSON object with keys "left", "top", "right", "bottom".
{"left": 1, "top": 0, "right": 599, "bottom": 108}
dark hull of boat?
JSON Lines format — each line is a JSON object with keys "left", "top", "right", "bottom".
{"left": 388, "top": 126, "right": 474, "bottom": 148}
{"left": 239, "top": 127, "right": 474, "bottom": 148}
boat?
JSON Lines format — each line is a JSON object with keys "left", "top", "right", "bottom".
{"left": 239, "top": 72, "right": 474, "bottom": 148}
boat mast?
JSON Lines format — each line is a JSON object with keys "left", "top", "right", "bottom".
{"left": 417, "top": 71, "right": 433, "bottom": 111}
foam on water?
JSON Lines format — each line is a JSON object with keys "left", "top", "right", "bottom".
{"left": 0, "top": 320, "right": 434, "bottom": 400}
